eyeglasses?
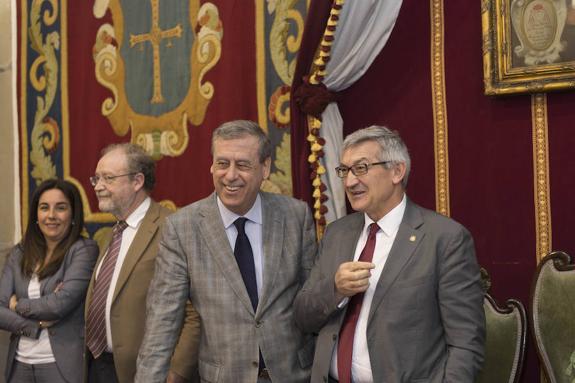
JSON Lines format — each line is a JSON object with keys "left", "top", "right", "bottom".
{"left": 335, "top": 161, "right": 391, "bottom": 178}
{"left": 89, "top": 173, "right": 137, "bottom": 187}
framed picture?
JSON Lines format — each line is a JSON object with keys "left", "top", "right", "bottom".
{"left": 482, "top": 0, "right": 575, "bottom": 95}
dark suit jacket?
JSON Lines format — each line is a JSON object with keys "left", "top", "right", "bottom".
{"left": 294, "top": 199, "right": 485, "bottom": 383}
{"left": 84, "top": 200, "right": 200, "bottom": 383}
{"left": 0, "top": 238, "right": 98, "bottom": 383}
{"left": 135, "top": 192, "right": 318, "bottom": 383}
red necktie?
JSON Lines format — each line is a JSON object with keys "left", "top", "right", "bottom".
{"left": 86, "top": 221, "right": 128, "bottom": 358}
{"left": 337, "top": 223, "right": 380, "bottom": 383}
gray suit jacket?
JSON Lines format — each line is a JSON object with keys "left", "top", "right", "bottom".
{"left": 294, "top": 199, "right": 485, "bottom": 383}
{"left": 0, "top": 238, "right": 98, "bottom": 383}
{"left": 136, "top": 192, "right": 317, "bottom": 383}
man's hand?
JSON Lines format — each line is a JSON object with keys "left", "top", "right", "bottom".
{"left": 39, "top": 320, "right": 57, "bottom": 328}
{"left": 166, "top": 370, "right": 188, "bottom": 383}
{"left": 335, "top": 261, "right": 375, "bottom": 298}
{"left": 54, "top": 281, "right": 64, "bottom": 292}
{"left": 9, "top": 295, "right": 17, "bottom": 311}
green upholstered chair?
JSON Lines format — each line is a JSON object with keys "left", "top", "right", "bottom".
{"left": 531, "top": 251, "right": 575, "bottom": 383}
{"left": 475, "top": 267, "right": 526, "bottom": 383}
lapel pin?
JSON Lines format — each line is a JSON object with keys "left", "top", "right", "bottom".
{"left": 409, "top": 235, "right": 416, "bottom": 242}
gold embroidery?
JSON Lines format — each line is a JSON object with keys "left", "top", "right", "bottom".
{"left": 306, "top": 0, "right": 345, "bottom": 239}
{"left": 257, "top": 0, "right": 306, "bottom": 194}
{"left": 531, "top": 93, "right": 552, "bottom": 261}
{"left": 267, "top": 132, "right": 293, "bottom": 196}
{"left": 28, "top": 0, "right": 61, "bottom": 185}
{"left": 430, "top": 0, "right": 450, "bottom": 217}
{"left": 268, "top": 0, "right": 302, "bottom": 85}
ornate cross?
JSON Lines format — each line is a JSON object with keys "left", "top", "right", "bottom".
{"left": 129, "top": 0, "right": 182, "bottom": 104}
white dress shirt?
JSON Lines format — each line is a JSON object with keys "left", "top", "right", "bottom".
{"left": 330, "top": 194, "right": 407, "bottom": 383}
{"left": 216, "top": 195, "right": 264, "bottom": 298}
{"left": 95, "top": 197, "right": 151, "bottom": 351}
{"left": 15, "top": 274, "right": 56, "bottom": 364}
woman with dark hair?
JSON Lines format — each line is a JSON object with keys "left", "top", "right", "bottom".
{"left": 0, "top": 179, "right": 98, "bottom": 382}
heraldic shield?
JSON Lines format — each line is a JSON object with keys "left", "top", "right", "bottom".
{"left": 93, "top": 0, "right": 223, "bottom": 158}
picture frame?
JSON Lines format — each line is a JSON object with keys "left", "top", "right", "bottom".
{"left": 482, "top": 0, "right": 575, "bottom": 95}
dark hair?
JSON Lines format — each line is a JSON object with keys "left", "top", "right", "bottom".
{"left": 21, "top": 179, "right": 85, "bottom": 279}
{"left": 211, "top": 120, "right": 272, "bottom": 163}
{"left": 101, "top": 143, "right": 156, "bottom": 192}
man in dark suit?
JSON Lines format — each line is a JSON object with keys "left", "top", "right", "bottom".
{"left": 85, "top": 143, "right": 200, "bottom": 383}
{"left": 294, "top": 125, "right": 485, "bottom": 383}
{"left": 135, "top": 120, "right": 317, "bottom": 382}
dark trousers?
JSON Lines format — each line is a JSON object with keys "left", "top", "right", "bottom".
{"left": 9, "top": 361, "right": 67, "bottom": 383}
{"left": 88, "top": 352, "right": 118, "bottom": 383}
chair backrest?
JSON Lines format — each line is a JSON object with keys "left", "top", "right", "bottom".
{"left": 475, "top": 293, "right": 526, "bottom": 383}
{"left": 531, "top": 251, "right": 575, "bottom": 383}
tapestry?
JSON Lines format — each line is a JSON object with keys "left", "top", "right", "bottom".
{"left": 18, "top": 0, "right": 308, "bottom": 240}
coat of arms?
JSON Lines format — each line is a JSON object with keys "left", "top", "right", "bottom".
{"left": 93, "top": 0, "right": 223, "bottom": 158}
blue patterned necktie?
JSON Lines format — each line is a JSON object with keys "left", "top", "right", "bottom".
{"left": 233, "top": 217, "right": 258, "bottom": 311}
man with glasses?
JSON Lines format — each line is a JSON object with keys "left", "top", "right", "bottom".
{"left": 294, "top": 126, "right": 485, "bottom": 383}
{"left": 135, "top": 120, "right": 317, "bottom": 383}
{"left": 84, "top": 143, "right": 200, "bottom": 383}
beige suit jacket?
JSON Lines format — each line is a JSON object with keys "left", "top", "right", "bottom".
{"left": 85, "top": 200, "right": 200, "bottom": 382}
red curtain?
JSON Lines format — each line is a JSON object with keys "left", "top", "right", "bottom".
{"left": 290, "top": 0, "right": 333, "bottom": 207}
{"left": 291, "top": 1, "right": 575, "bottom": 380}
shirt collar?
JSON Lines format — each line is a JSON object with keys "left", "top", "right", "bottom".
{"left": 217, "top": 194, "right": 263, "bottom": 229}
{"left": 363, "top": 193, "right": 407, "bottom": 237}
{"left": 124, "top": 197, "right": 151, "bottom": 229}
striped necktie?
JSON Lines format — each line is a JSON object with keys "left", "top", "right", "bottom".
{"left": 86, "top": 220, "right": 128, "bottom": 358}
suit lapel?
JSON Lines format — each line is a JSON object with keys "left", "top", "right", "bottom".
{"left": 331, "top": 213, "right": 365, "bottom": 327}
{"left": 112, "top": 201, "right": 160, "bottom": 302}
{"left": 39, "top": 273, "right": 53, "bottom": 296}
{"left": 94, "top": 233, "right": 112, "bottom": 273}
{"left": 40, "top": 245, "right": 71, "bottom": 294}
{"left": 367, "top": 200, "right": 425, "bottom": 326}
{"left": 16, "top": 248, "right": 32, "bottom": 297}
{"left": 338, "top": 214, "right": 365, "bottom": 264}
{"left": 198, "top": 194, "right": 256, "bottom": 315}
{"left": 256, "top": 193, "right": 284, "bottom": 316}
